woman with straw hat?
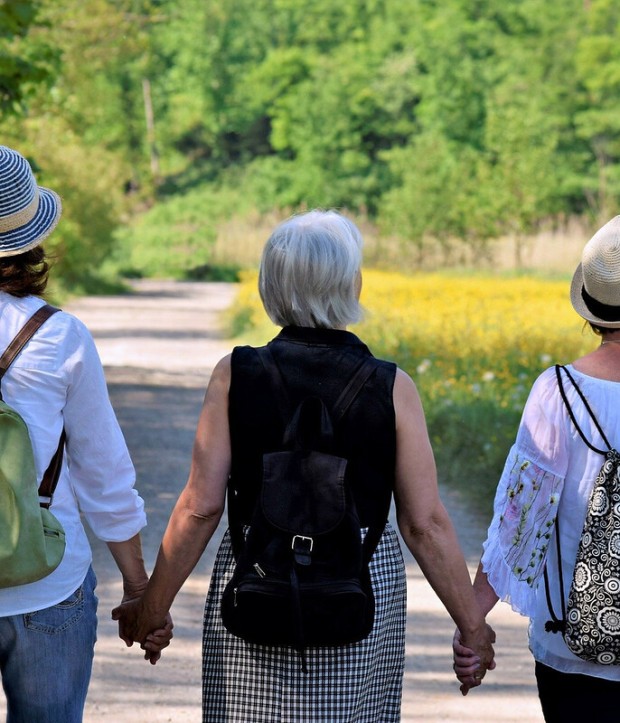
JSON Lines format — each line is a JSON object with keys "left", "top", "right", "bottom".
{"left": 0, "top": 145, "right": 170, "bottom": 722}
{"left": 453, "top": 216, "right": 620, "bottom": 721}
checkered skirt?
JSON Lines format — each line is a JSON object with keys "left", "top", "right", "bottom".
{"left": 202, "top": 523, "right": 406, "bottom": 722}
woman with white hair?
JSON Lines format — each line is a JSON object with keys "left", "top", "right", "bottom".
{"left": 454, "top": 216, "right": 620, "bottom": 722}
{"left": 114, "top": 209, "right": 495, "bottom": 721}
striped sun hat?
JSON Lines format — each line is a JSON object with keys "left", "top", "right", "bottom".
{"left": 0, "top": 146, "right": 61, "bottom": 257}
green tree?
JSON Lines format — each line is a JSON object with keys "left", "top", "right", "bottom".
{"left": 0, "top": 0, "right": 58, "bottom": 116}
{"left": 574, "top": 0, "right": 620, "bottom": 220}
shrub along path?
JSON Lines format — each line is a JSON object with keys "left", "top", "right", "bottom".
{"left": 59, "top": 280, "right": 542, "bottom": 721}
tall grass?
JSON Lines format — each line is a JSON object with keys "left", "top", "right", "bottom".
{"left": 227, "top": 269, "right": 597, "bottom": 515}
{"left": 208, "top": 212, "right": 588, "bottom": 276}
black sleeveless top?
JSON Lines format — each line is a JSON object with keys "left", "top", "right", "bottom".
{"left": 227, "top": 326, "right": 397, "bottom": 529}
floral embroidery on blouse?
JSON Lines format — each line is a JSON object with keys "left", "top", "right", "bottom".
{"left": 497, "top": 451, "right": 563, "bottom": 587}
{"left": 482, "top": 443, "right": 565, "bottom": 616}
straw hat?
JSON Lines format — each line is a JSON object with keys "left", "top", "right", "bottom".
{"left": 0, "top": 146, "right": 61, "bottom": 257}
{"left": 570, "top": 216, "right": 620, "bottom": 328}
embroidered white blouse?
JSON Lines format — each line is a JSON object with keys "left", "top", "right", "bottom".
{"left": 0, "top": 293, "right": 146, "bottom": 616}
{"left": 482, "top": 364, "right": 620, "bottom": 680}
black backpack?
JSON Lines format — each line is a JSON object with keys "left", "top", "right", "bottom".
{"left": 221, "top": 346, "right": 384, "bottom": 671}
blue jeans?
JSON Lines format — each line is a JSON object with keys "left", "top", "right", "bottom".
{"left": 0, "top": 567, "right": 98, "bottom": 723}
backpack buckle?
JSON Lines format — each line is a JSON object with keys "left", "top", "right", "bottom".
{"left": 38, "top": 495, "right": 52, "bottom": 509}
{"left": 292, "top": 535, "right": 313, "bottom": 566}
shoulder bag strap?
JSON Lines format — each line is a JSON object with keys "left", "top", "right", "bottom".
{"left": 39, "top": 428, "right": 66, "bottom": 509}
{"left": 0, "top": 304, "right": 65, "bottom": 508}
{"left": 0, "top": 305, "right": 60, "bottom": 384}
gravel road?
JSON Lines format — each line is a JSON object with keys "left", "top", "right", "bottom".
{"left": 12, "top": 280, "right": 546, "bottom": 721}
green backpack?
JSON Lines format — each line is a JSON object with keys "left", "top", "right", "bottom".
{"left": 0, "top": 305, "right": 66, "bottom": 588}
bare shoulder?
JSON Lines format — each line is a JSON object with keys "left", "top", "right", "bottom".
{"left": 394, "top": 366, "right": 415, "bottom": 388}
{"left": 393, "top": 367, "right": 421, "bottom": 404}
{"left": 210, "top": 353, "right": 232, "bottom": 385}
{"left": 213, "top": 353, "right": 232, "bottom": 373}
{"left": 393, "top": 366, "right": 427, "bottom": 428}
{"left": 202, "top": 354, "right": 232, "bottom": 407}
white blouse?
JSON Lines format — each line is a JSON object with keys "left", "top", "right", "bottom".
{"left": 482, "top": 364, "right": 620, "bottom": 679}
{"left": 0, "top": 293, "right": 145, "bottom": 616}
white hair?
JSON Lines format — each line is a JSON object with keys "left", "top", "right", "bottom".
{"left": 259, "top": 210, "right": 363, "bottom": 329}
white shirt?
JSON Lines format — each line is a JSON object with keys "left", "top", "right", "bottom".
{"left": 482, "top": 364, "right": 620, "bottom": 680}
{"left": 0, "top": 293, "right": 146, "bottom": 616}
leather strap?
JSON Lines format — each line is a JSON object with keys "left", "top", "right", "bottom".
{"left": 39, "top": 428, "right": 66, "bottom": 508}
{"left": 0, "top": 305, "right": 60, "bottom": 382}
{"left": 0, "top": 304, "right": 65, "bottom": 507}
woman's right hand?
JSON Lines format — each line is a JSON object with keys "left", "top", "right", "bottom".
{"left": 112, "top": 598, "right": 173, "bottom": 664}
{"left": 141, "top": 613, "right": 174, "bottom": 664}
{"left": 453, "top": 625, "right": 496, "bottom": 695}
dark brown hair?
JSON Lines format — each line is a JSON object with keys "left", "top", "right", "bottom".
{"left": 0, "top": 246, "right": 50, "bottom": 297}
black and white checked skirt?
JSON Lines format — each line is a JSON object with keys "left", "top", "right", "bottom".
{"left": 202, "top": 523, "right": 406, "bottom": 722}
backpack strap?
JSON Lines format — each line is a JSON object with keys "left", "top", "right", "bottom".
{"left": 0, "top": 304, "right": 65, "bottom": 509}
{"left": 39, "top": 428, "right": 67, "bottom": 509}
{"left": 544, "top": 364, "right": 609, "bottom": 634}
{"left": 255, "top": 345, "right": 292, "bottom": 424}
{"left": 332, "top": 357, "right": 378, "bottom": 424}
{"left": 256, "top": 345, "right": 377, "bottom": 426}
{"left": 554, "top": 364, "right": 610, "bottom": 453}
{"left": 255, "top": 345, "right": 384, "bottom": 564}
{"left": 0, "top": 305, "right": 60, "bottom": 386}
{"left": 543, "top": 516, "right": 567, "bottom": 634}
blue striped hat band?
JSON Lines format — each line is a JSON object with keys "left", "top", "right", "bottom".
{"left": 0, "top": 146, "right": 62, "bottom": 257}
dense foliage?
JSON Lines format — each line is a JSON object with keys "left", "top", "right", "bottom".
{"left": 1, "top": 0, "right": 620, "bottom": 287}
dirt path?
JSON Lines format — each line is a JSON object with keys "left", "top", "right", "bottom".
{"left": 31, "top": 280, "right": 543, "bottom": 721}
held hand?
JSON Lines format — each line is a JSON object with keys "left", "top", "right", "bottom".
{"left": 453, "top": 625, "right": 496, "bottom": 696}
{"left": 111, "top": 597, "right": 143, "bottom": 647}
{"left": 452, "top": 628, "right": 480, "bottom": 695}
{"left": 141, "top": 613, "right": 174, "bottom": 665}
{"left": 111, "top": 598, "right": 173, "bottom": 664}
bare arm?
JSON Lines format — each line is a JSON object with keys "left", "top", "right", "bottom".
{"left": 472, "top": 562, "right": 500, "bottom": 615}
{"left": 112, "top": 354, "right": 232, "bottom": 643}
{"left": 453, "top": 561, "right": 501, "bottom": 693}
{"left": 393, "top": 369, "right": 495, "bottom": 676}
{"left": 107, "top": 533, "right": 173, "bottom": 663}
{"left": 106, "top": 533, "right": 149, "bottom": 602}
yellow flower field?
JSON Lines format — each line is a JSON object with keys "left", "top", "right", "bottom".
{"left": 230, "top": 269, "right": 596, "bottom": 396}
{"left": 228, "top": 269, "right": 598, "bottom": 506}
{"left": 357, "top": 271, "right": 595, "bottom": 404}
